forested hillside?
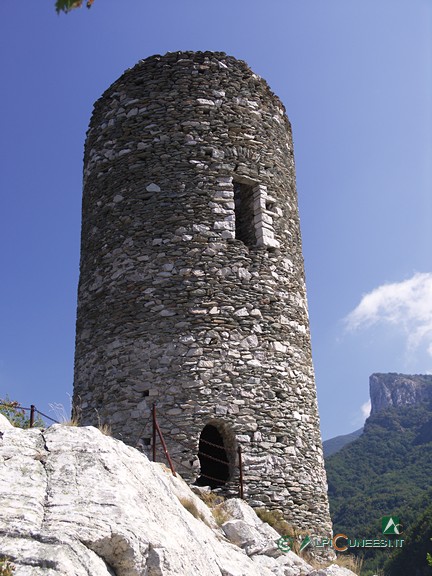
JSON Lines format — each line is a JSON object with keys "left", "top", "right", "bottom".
{"left": 325, "top": 403, "right": 432, "bottom": 575}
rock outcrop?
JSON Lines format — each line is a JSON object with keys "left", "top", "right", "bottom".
{"left": 0, "top": 420, "right": 353, "bottom": 576}
{"left": 370, "top": 373, "right": 432, "bottom": 415}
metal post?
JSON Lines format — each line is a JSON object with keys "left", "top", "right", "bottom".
{"left": 155, "top": 420, "right": 176, "bottom": 477}
{"left": 30, "top": 405, "right": 35, "bottom": 428}
{"left": 238, "top": 445, "right": 244, "bottom": 499}
{"left": 152, "top": 403, "right": 157, "bottom": 462}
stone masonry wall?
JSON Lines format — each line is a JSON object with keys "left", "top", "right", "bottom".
{"left": 73, "top": 51, "right": 332, "bottom": 535}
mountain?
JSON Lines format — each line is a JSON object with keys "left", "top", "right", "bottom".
{"left": 370, "top": 373, "right": 432, "bottom": 415}
{"left": 326, "top": 403, "right": 432, "bottom": 534}
{"left": 323, "top": 428, "right": 363, "bottom": 457}
{"left": 323, "top": 373, "right": 432, "bottom": 458}
{"left": 324, "top": 373, "right": 432, "bottom": 576}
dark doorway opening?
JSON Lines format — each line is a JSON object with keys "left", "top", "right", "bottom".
{"left": 233, "top": 181, "right": 256, "bottom": 247}
{"left": 195, "top": 424, "right": 230, "bottom": 488}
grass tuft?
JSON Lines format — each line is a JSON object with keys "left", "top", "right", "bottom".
{"left": 197, "top": 490, "right": 225, "bottom": 508}
{"left": 211, "top": 506, "right": 229, "bottom": 526}
{"left": 334, "top": 554, "right": 364, "bottom": 574}
{"left": 62, "top": 417, "right": 80, "bottom": 427}
{"left": 255, "top": 508, "right": 295, "bottom": 535}
{"left": 98, "top": 423, "right": 112, "bottom": 436}
{"left": 178, "top": 497, "right": 206, "bottom": 522}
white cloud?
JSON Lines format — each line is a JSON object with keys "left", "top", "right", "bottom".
{"left": 361, "top": 399, "right": 371, "bottom": 419}
{"left": 350, "top": 400, "right": 371, "bottom": 428}
{"left": 345, "top": 272, "right": 432, "bottom": 357}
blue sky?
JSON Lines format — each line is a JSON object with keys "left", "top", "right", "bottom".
{"left": 0, "top": 0, "right": 431, "bottom": 439}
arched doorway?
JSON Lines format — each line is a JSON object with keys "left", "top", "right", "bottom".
{"left": 195, "top": 424, "right": 230, "bottom": 488}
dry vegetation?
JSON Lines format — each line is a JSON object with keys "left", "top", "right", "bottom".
{"left": 178, "top": 497, "right": 207, "bottom": 523}
{"left": 0, "top": 558, "right": 15, "bottom": 576}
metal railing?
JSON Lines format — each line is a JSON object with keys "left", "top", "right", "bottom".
{"left": 150, "top": 403, "right": 244, "bottom": 498}
{"left": 1, "top": 400, "right": 245, "bottom": 499}
{"left": 0, "top": 402, "right": 59, "bottom": 427}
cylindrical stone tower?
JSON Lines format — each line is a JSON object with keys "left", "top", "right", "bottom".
{"left": 73, "top": 51, "right": 331, "bottom": 535}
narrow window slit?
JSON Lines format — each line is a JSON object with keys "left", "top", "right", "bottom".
{"left": 233, "top": 181, "right": 256, "bottom": 247}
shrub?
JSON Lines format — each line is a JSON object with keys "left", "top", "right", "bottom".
{"left": 0, "top": 557, "right": 15, "bottom": 576}
{"left": 0, "top": 397, "right": 44, "bottom": 428}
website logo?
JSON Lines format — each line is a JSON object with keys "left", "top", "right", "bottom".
{"left": 276, "top": 535, "right": 313, "bottom": 553}
{"left": 382, "top": 516, "right": 403, "bottom": 535}
{"left": 299, "top": 535, "right": 312, "bottom": 552}
{"left": 277, "top": 516, "right": 405, "bottom": 554}
{"left": 276, "top": 535, "right": 293, "bottom": 552}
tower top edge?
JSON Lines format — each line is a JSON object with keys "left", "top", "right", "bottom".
{"left": 133, "top": 50, "right": 253, "bottom": 74}
{"left": 98, "top": 50, "right": 287, "bottom": 116}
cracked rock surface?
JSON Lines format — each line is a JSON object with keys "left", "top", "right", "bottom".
{"left": 0, "top": 421, "right": 354, "bottom": 576}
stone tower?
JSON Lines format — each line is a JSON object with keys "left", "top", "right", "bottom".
{"left": 73, "top": 51, "right": 332, "bottom": 535}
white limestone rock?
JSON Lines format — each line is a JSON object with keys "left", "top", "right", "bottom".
{"left": 308, "top": 566, "right": 358, "bottom": 576}
{"left": 0, "top": 425, "right": 356, "bottom": 576}
{"left": 0, "top": 413, "right": 13, "bottom": 430}
{"left": 219, "top": 498, "right": 282, "bottom": 556}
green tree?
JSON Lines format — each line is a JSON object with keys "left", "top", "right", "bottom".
{"left": 0, "top": 397, "right": 44, "bottom": 428}
{"left": 384, "top": 504, "right": 432, "bottom": 576}
{"left": 325, "top": 404, "right": 432, "bottom": 574}
{"left": 55, "top": 0, "right": 94, "bottom": 14}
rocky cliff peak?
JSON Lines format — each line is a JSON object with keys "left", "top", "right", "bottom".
{"left": 370, "top": 373, "right": 432, "bottom": 415}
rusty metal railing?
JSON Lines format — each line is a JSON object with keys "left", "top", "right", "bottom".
{"left": 0, "top": 402, "right": 59, "bottom": 427}
{"left": 150, "top": 404, "right": 244, "bottom": 498}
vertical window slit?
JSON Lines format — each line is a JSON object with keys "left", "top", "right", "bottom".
{"left": 233, "top": 181, "right": 256, "bottom": 247}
